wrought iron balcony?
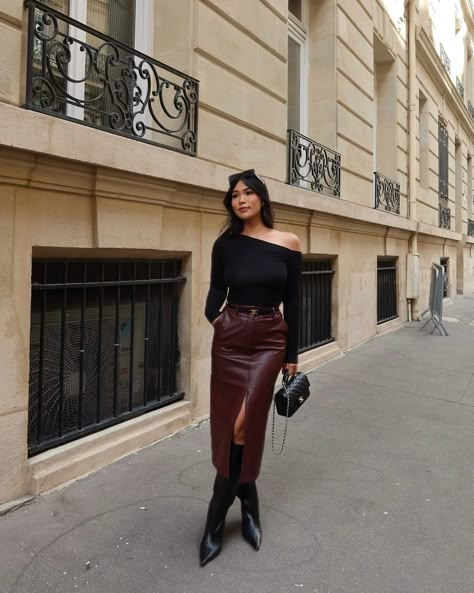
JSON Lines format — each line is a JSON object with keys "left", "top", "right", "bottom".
{"left": 439, "top": 205, "right": 451, "bottom": 229}
{"left": 440, "top": 44, "right": 450, "bottom": 75}
{"left": 468, "top": 218, "right": 474, "bottom": 237}
{"left": 456, "top": 77, "right": 464, "bottom": 100}
{"left": 24, "top": 0, "right": 199, "bottom": 155}
{"left": 374, "top": 172, "right": 400, "bottom": 215}
{"left": 288, "top": 130, "right": 341, "bottom": 198}
{"left": 468, "top": 100, "right": 474, "bottom": 120}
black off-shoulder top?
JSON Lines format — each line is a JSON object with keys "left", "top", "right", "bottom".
{"left": 204, "top": 233, "right": 302, "bottom": 363}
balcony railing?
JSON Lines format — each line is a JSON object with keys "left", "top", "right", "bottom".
{"left": 468, "top": 218, "right": 474, "bottom": 237}
{"left": 374, "top": 172, "right": 400, "bottom": 215}
{"left": 456, "top": 77, "right": 465, "bottom": 100}
{"left": 288, "top": 130, "right": 341, "bottom": 198}
{"left": 468, "top": 100, "right": 474, "bottom": 120}
{"left": 440, "top": 44, "right": 451, "bottom": 75}
{"left": 25, "top": 0, "right": 199, "bottom": 155}
{"left": 439, "top": 205, "right": 451, "bottom": 229}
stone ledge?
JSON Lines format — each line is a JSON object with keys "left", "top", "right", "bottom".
{"left": 298, "top": 341, "right": 342, "bottom": 374}
{"left": 29, "top": 400, "right": 191, "bottom": 495}
{"left": 376, "top": 317, "right": 402, "bottom": 336}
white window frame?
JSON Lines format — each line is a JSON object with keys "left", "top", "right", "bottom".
{"left": 288, "top": 1, "right": 308, "bottom": 135}
{"left": 65, "top": 1, "right": 154, "bottom": 125}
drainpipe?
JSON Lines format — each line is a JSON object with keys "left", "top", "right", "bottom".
{"left": 407, "top": 0, "right": 420, "bottom": 321}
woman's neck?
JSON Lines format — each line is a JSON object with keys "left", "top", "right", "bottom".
{"left": 241, "top": 219, "right": 268, "bottom": 237}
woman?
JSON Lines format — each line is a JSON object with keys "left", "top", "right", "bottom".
{"left": 200, "top": 169, "right": 302, "bottom": 566}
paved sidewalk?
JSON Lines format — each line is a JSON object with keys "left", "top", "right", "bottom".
{"left": 2, "top": 295, "right": 474, "bottom": 593}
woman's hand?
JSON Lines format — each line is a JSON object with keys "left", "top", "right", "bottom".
{"left": 282, "top": 363, "right": 298, "bottom": 377}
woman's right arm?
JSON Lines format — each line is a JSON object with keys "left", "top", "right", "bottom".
{"left": 204, "top": 239, "right": 227, "bottom": 324}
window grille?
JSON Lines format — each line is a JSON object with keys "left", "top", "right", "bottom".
{"left": 28, "top": 259, "right": 185, "bottom": 455}
{"left": 377, "top": 257, "right": 398, "bottom": 324}
{"left": 299, "top": 259, "right": 335, "bottom": 352}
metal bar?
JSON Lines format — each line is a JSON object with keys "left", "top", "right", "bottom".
{"left": 35, "top": 262, "right": 47, "bottom": 445}
{"left": 129, "top": 263, "right": 136, "bottom": 412}
{"left": 157, "top": 263, "right": 163, "bottom": 398}
{"left": 302, "top": 270, "right": 334, "bottom": 276}
{"left": 32, "top": 277, "right": 186, "bottom": 290}
{"left": 169, "top": 261, "right": 177, "bottom": 394}
{"left": 58, "top": 263, "right": 67, "bottom": 437}
{"left": 96, "top": 263, "right": 104, "bottom": 423}
{"left": 113, "top": 265, "right": 121, "bottom": 417}
{"left": 78, "top": 262, "right": 86, "bottom": 430}
{"left": 143, "top": 262, "right": 151, "bottom": 406}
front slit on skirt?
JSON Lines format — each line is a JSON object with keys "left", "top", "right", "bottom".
{"left": 210, "top": 305, "right": 288, "bottom": 483}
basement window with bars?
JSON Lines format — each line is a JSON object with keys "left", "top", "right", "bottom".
{"left": 28, "top": 259, "right": 185, "bottom": 456}
{"left": 299, "top": 259, "right": 335, "bottom": 353}
{"left": 377, "top": 257, "right": 398, "bottom": 324}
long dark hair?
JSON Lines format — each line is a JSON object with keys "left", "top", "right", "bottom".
{"left": 221, "top": 173, "right": 274, "bottom": 235}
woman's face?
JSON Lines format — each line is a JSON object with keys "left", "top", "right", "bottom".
{"left": 231, "top": 180, "right": 263, "bottom": 221}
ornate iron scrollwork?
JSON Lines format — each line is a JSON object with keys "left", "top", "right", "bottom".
{"left": 374, "top": 172, "right": 400, "bottom": 215}
{"left": 439, "top": 205, "right": 451, "bottom": 229}
{"left": 469, "top": 101, "right": 474, "bottom": 120}
{"left": 288, "top": 129, "right": 341, "bottom": 197}
{"left": 25, "top": 1, "right": 199, "bottom": 155}
{"left": 468, "top": 219, "right": 474, "bottom": 237}
{"left": 440, "top": 44, "right": 450, "bottom": 75}
{"left": 456, "top": 77, "right": 464, "bottom": 100}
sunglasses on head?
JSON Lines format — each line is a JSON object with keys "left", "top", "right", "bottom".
{"left": 228, "top": 169, "right": 266, "bottom": 187}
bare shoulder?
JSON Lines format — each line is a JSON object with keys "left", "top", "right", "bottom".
{"left": 276, "top": 231, "right": 301, "bottom": 252}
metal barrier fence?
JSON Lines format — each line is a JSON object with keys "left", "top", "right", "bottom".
{"left": 377, "top": 257, "right": 398, "bottom": 324}
{"left": 28, "top": 259, "right": 185, "bottom": 455}
{"left": 419, "top": 263, "right": 448, "bottom": 336}
{"left": 298, "top": 259, "right": 335, "bottom": 352}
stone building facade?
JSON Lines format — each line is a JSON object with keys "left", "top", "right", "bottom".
{"left": 0, "top": 0, "right": 473, "bottom": 506}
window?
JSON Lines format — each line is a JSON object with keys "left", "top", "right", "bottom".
{"left": 289, "top": 0, "right": 302, "bottom": 20}
{"left": 438, "top": 120, "right": 449, "bottom": 202}
{"left": 440, "top": 257, "right": 449, "bottom": 297}
{"left": 42, "top": 0, "right": 137, "bottom": 46}
{"left": 37, "top": 1, "right": 153, "bottom": 124}
{"left": 467, "top": 154, "right": 473, "bottom": 229}
{"left": 377, "top": 257, "right": 398, "bottom": 324}
{"left": 287, "top": 1, "right": 307, "bottom": 134}
{"left": 374, "top": 35, "right": 396, "bottom": 180}
{"left": 455, "top": 139, "right": 462, "bottom": 234}
{"left": 299, "top": 259, "right": 335, "bottom": 352}
{"left": 438, "top": 120, "right": 450, "bottom": 229}
{"left": 418, "top": 91, "right": 429, "bottom": 190}
{"left": 28, "top": 259, "right": 185, "bottom": 455}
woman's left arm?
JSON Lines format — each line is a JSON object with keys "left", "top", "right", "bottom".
{"left": 282, "top": 235, "right": 302, "bottom": 375}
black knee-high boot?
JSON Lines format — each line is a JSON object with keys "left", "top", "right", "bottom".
{"left": 237, "top": 481, "right": 262, "bottom": 550}
{"left": 199, "top": 443, "right": 243, "bottom": 566}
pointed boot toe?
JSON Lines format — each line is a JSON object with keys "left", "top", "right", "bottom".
{"left": 242, "top": 512, "right": 262, "bottom": 550}
{"left": 199, "top": 525, "right": 224, "bottom": 566}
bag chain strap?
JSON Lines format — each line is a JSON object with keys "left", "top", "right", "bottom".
{"left": 271, "top": 374, "right": 290, "bottom": 455}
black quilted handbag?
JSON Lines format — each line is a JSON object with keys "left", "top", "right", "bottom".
{"left": 272, "top": 371, "right": 311, "bottom": 455}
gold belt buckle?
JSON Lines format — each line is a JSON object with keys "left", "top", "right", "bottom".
{"left": 249, "top": 308, "right": 258, "bottom": 315}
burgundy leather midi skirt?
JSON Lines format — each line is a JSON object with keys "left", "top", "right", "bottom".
{"left": 210, "top": 305, "right": 288, "bottom": 483}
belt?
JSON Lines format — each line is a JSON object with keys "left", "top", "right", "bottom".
{"left": 227, "top": 303, "right": 278, "bottom": 316}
